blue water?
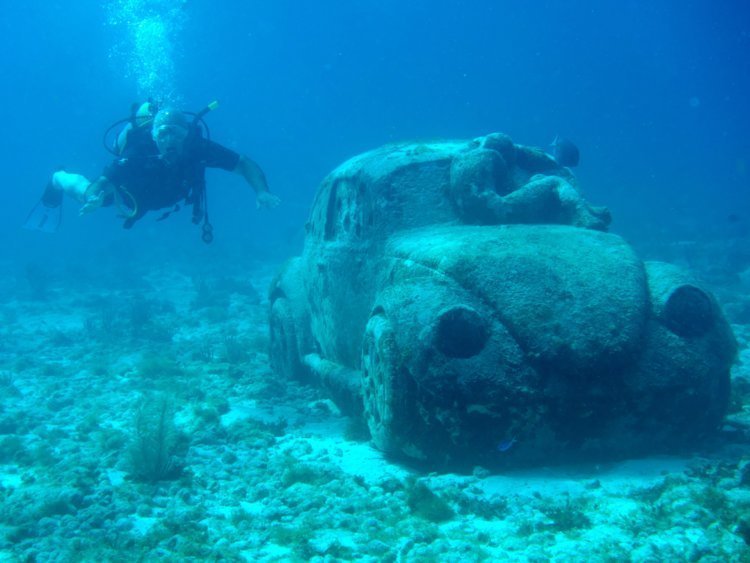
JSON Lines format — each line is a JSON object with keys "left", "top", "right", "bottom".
{"left": 1, "top": 2, "right": 750, "bottom": 558}
{"left": 2, "top": 1, "right": 748, "bottom": 265}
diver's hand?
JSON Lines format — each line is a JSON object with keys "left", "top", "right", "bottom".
{"left": 256, "top": 191, "right": 281, "bottom": 209}
{"left": 79, "top": 177, "right": 112, "bottom": 215}
{"left": 79, "top": 192, "right": 105, "bottom": 215}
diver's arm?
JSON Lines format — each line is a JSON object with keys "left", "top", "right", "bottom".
{"left": 233, "top": 155, "right": 269, "bottom": 192}
{"left": 79, "top": 176, "right": 115, "bottom": 215}
{"left": 232, "top": 155, "right": 280, "bottom": 209}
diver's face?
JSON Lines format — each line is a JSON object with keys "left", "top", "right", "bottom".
{"left": 153, "top": 125, "right": 188, "bottom": 161}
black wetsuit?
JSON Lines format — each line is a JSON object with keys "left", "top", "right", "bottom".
{"left": 103, "top": 127, "right": 240, "bottom": 228}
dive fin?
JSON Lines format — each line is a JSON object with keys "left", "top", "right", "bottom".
{"left": 23, "top": 182, "right": 63, "bottom": 233}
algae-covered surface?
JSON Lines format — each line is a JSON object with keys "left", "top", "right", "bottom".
{"left": 1, "top": 258, "right": 749, "bottom": 562}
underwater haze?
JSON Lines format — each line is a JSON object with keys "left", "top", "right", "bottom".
{"left": 2, "top": 1, "right": 749, "bottom": 260}
{"left": 1, "top": 0, "right": 750, "bottom": 560}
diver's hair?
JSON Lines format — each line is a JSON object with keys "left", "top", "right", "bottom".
{"left": 152, "top": 107, "right": 189, "bottom": 131}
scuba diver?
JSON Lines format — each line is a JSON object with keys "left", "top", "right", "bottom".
{"left": 25, "top": 101, "right": 280, "bottom": 243}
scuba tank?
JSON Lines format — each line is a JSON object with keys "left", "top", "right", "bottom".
{"left": 103, "top": 100, "right": 159, "bottom": 156}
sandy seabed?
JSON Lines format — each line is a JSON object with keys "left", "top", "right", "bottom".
{"left": 1, "top": 256, "right": 749, "bottom": 562}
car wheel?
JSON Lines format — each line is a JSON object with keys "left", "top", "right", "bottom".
{"left": 361, "top": 313, "right": 402, "bottom": 453}
{"left": 269, "top": 297, "right": 303, "bottom": 380}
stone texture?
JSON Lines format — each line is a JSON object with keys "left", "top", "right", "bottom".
{"left": 269, "top": 132, "right": 736, "bottom": 468}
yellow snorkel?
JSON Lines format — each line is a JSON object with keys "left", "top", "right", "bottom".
{"left": 195, "top": 100, "right": 219, "bottom": 120}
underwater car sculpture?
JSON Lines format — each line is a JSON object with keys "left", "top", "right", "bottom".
{"left": 269, "top": 132, "right": 736, "bottom": 468}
